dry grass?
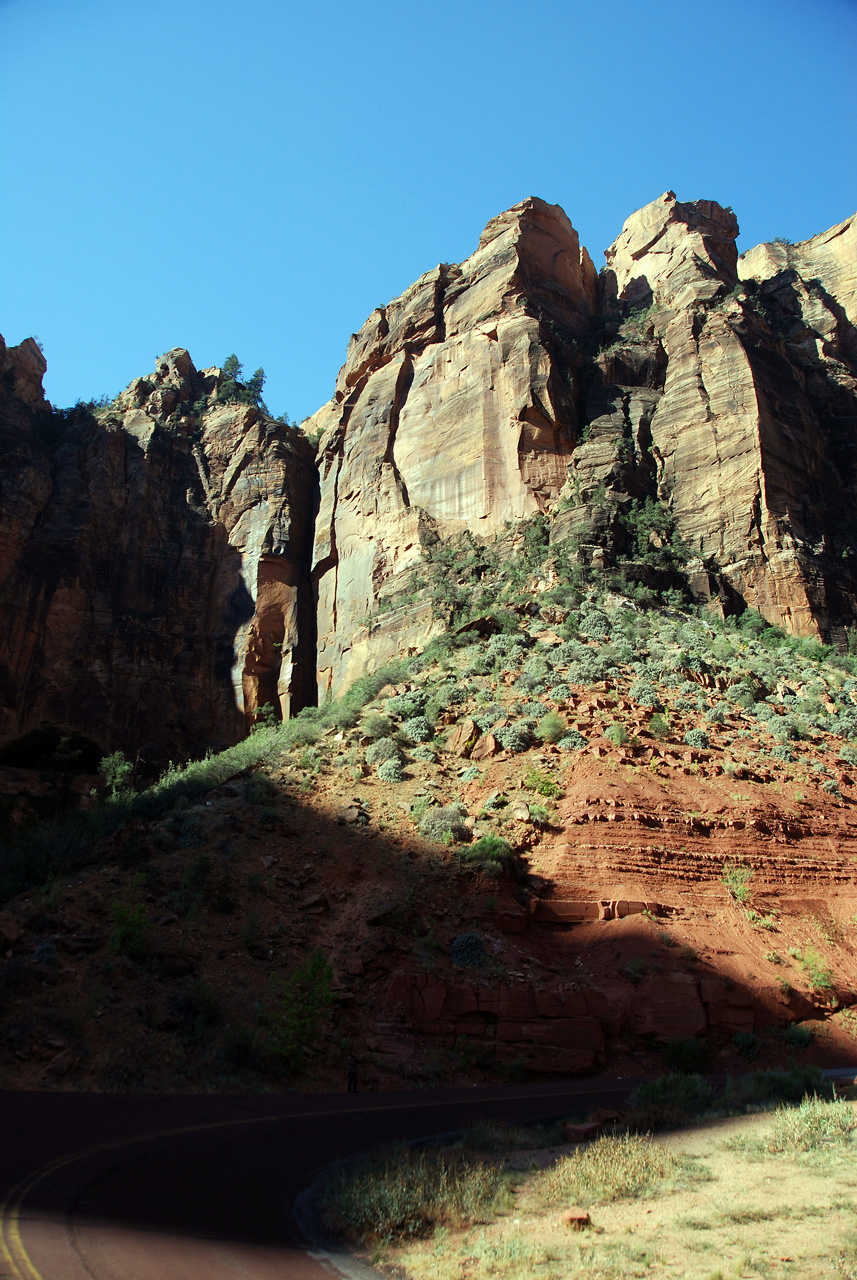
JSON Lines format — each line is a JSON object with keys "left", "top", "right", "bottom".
{"left": 537, "top": 1133, "right": 677, "bottom": 1207}
{"left": 376, "top": 1100, "right": 857, "bottom": 1280}
{"left": 319, "top": 1144, "right": 503, "bottom": 1244}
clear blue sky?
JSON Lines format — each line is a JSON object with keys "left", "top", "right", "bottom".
{"left": 2, "top": 0, "right": 855, "bottom": 420}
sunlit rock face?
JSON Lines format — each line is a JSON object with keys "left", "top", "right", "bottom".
{"left": 600, "top": 192, "right": 857, "bottom": 638}
{"left": 307, "top": 197, "right": 599, "bottom": 697}
{"left": 0, "top": 346, "right": 317, "bottom": 766}
{"left": 308, "top": 191, "right": 857, "bottom": 697}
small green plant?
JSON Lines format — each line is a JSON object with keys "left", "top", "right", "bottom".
{"left": 108, "top": 874, "right": 151, "bottom": 961}
{"left": 649, "top": 712, "right": 670, "bottom": 740}
{"left": 450, "top": 933, "right": 487, "bottom": 967}
{"left": 365, "top": 737, "right": 403, "bottom": 766}
{"left": 630, "top": 1073, "right": 713, "bottom": 1128}
{"left": 522, "top": 765, "right": 562, "bottom": 798}
{"left": 420, "top": 804, "right": 469, "bottom": 843}
{"left": 732, "top": 1031, "right": 761, "bottom": 1060}
{"left": 745, "top": 907, "right": 778, "bottom": 931}
{"left": 666, "top": 1037, "right": 708, "bottom": 1074}
{"left": 753, "top": 1097, "right": 856, "bottom": 1155}
{"left": 684, "top": 728, "right": 710, "bottom": 750}
{"left": 100, "top": 750, "right": 134, "bottom": 800}
{"left": 722, "top": 862, "right": 753, "bottom": 903}
{"left": 465, "top": 834, "right": 521, "bottom": 878}
{"left": 496, "top": 723, "right": 531, "bottom": 753}
{"left": 625, "top": 957, "right": 647, "bottom": 984}
{"left": 792, "top": 947, "right": 833, "bottom": 991}
{"left": 535, "top": 711, "right": 566, "bottom": 744}
{"left": 268, "top": 948, "right": 333, "bottom": 1070}
{"left": 377, "top": 758, "right": 406, "bottom": 783}
{"left": 782, "top": 1023, "right": 814, "bottom": 1048}
{"left": 605, "top": 721, "right": 630, "bottom": 747}
{"left": 362, "top": 712, "right": 394, "bottom": 739}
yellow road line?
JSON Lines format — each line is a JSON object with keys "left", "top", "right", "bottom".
{"left": 0, "top": 1085, "right": 618, "bottom": 1279}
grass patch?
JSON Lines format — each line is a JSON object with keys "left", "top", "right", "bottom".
{"left": 728, "top": 1096, "right": 857, "bottom": 1158}
{"left": 319, "top": 1144, "right": 502, "bottom": 1244}
{"left": 537, "top": 1133, "right": 677, "bottom": 1207}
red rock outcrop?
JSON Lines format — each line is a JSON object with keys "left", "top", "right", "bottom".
{"left": 0, "top": 346, "right": 317, "bottom": 767}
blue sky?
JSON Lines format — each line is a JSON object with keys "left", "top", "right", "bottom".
{"left": 2, "top": 0, "right": 855, "bottom": 420}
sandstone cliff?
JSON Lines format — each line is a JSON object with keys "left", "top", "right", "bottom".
{"left": 310, "top": 192, "right": 857, "bottom": 697}
{"left": 2, "top": 190, "right": 856, "bottom": 764}
{"left": 0, "top": 346, "right": 316, "bottom": 768}
{"left": 307, "top": 197, "right": 598, "bottom": 697}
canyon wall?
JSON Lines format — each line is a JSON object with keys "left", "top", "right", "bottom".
{"left": 307, "top": 197, "right": 598, "bottom": 697}
{"left": 0, "top": 344, "right": 316, "bottom": 768}
{"left": 1, "top": 190, "right": 855, "bottom": 763}
{"left": 311, "top": 192, "right": 857, "bottom": 696}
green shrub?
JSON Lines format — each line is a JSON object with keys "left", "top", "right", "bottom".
{"left": 721, "top": 1067, "right": 832, "bottom": 1109}
{"left": 629, "top": 679, "right": 662, "bottom": 709}
{"left": 684, "top": 728, "right": 710, "bottom": 750}
{"left": 465, "top": 834, "right": 521, "bottom": 877}
{"left": 732, "top": 1031, "right": 761, "bottom": 1060}
{"left": 782, "top": 1023, "right": 814, "bottom": 1048}
{"left": 268, "top": 948, "right": 333, "bottom": 1070}
{"left": 100, "top": 750, "right": 134, "bottom": 800}
{"left": 460, "top": 765, "right": 481, "bottom": 782}
{"left": 319, "top": 1144, "right": 501, "bottom": 1244}
{"left": 451, "top": 933, "right": 487, "bottom": 967}
{"left": 630, "top": 1073, "right": 713, "bottom": 1127}
{"left": 411, "top": 744, "right": 436, "bottom": 763}
{"left": 401, "top": 716, "right": 434, "bottom": 743}
{"left": 722, "top": 862, "right": 753, "bottom": 902}
{"left": 419, "top": 804, "right": 469, "bottom": 842}
{"left": 605, "top": 722, "right": 629, "bottom": 747}
{"left": 548, "top": 682, "right": 572, "bottom": 702}
{"left": 386, "top": 691, "right": 426, "bottom": 718}
{"left": 363, "top": 713, "right": 394, "bottom": 739}
{"left": 666, "top": 1037, "right": 708, "bottom": 1074}
{"left": 497, "top": 724, "right": 531, "bottom": 753}
{"left": 759, "top": 1097, "right": 857, "bottom": 1154}
{"left": 558, "top": 730, "right": 588, "bottom": 751}
{"left": 705, "top": 701, "right": 730, "bottom": 725}
{"left": 648, "top": 713, "right": 670, "bottom": 740}
{"left": 365, "top": 737, "right": 403, "bottom": 766}
{"left": 522, "top": 766, "right": 562, "bottom": 798}
{"left": 535, "top": 711, "right": 566, "bottom": 744}
{"left": 108, "top": 874, "right": 151, "bottom": 961}
{"left": 377, "top": 758, "right": 406, "bottom": 783}
{"left": 791, "top": 947, "right": 833, "bottom": 990}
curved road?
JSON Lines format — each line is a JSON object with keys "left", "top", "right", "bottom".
{"left": 0, "top": 1080, "right": 635, "bottom": 1279}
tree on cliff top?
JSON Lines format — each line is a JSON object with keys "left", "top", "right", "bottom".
{"left": 218, "top": 354, "right": 267, "bottom": 410}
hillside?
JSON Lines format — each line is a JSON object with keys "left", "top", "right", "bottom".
{"left": 1, "top": 190, "right": 857, "bottom": 1090}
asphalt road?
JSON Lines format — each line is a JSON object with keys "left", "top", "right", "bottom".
{"left": 0, "top": 1079, "right": 636, "bottom": 1279}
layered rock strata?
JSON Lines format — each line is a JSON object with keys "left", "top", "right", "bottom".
{"left": 0, "top": 345, "right": 316, "bottom": 767}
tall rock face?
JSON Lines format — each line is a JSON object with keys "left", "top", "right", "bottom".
{"left": 595, "top": 191, "right": 857, "bottom": 637}
{"left": 307, "top": 197, "right": 598, "bottom": 696}
{"left": 309, "top": 191, "right": 857, "bottom": 693}
{"left": 0, "top": 347, "right": 317, "bottom": 768}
